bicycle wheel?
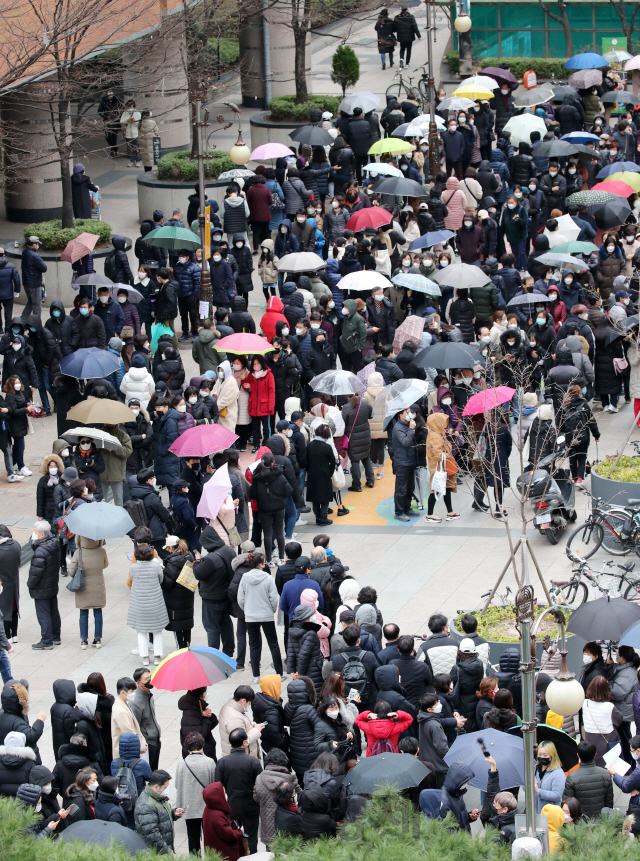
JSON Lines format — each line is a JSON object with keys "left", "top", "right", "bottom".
{"left": 624, "top": 579, "right": 640, "bottom": 603}
{"left": 557, "top": 580, "right": 588, "bottom": 608}
{"left": 600, "top": 511, "right": 632, "bottom": 555}
{"left": 566, "top": 521, "right": 603, "bottom": 559}
{"left": 385, "top": 81, "right": 409, "bottom": 104}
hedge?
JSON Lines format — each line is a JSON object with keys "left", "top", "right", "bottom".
{"left": 206, "top": 37, "right": 240, "bottom": 66}
{"left": 446, "top": 51, "right": 568, "bottom": 80}
{"left": 268, "top": 95, "right": 342, "bottom": 121}
{"left": 22, "top": 219, "right": 111, "bottom": 251}
{"left": 157, "top": 150, "right": 235, "bottom": 181}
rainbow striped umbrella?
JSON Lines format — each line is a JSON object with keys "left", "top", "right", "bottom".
{"left": 151, "top": 647, "right": 236, "bottom": 691}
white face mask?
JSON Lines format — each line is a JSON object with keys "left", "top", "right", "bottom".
{"left": 568, "top": 168, "right": 576, "bottom": 175}
{"left": 296, "top": 327, "right": 304, "bottom": 336}
{"left": 506, "top": 340, "right": 516, "bottom": 347}
{"left": 150, "top": 478, "right": 156, "bottom": 487}
{"left": 42, "top": 784, "right": 52, "bottom": 795}
{"left": 406, "top": 412, "right": 415, "bottom": 421}
{"left": 235, "top": 242, "right": 243, "bottom": 249}
{"left": 130, "top": 409, "right": 140, "bottom": 416}
{"left": 61, "top": 448, "right": 69, "bottom": 457}
{"left": 11, "top": 344, "right": 20, "bottom": 352}
{"left": 582, "top": 654, "right": 593, "bottom": 664}
{"left": 464, "top": 220, "right": 473, "bottom": 227}
{"left": 548, "top": 293, "right": 558, "bottom": 301}
{"left": 332, "top": 201, "right": 339, "bottom": 209}
{"left": 432, "top": 702, "right": 443, "bottom": 714}
{"left": 99, "top": 295, "right": 109, "bottom": 304}
{"left": 564, "top": 278, "right": 573, "bottom": 285}
{"left": 564, "top": 814, "right": 572, "bottom": 824}
{"left": 440, "top": 260, "right": 449, "bottom": 268}
{"left": 310, "top": 323, "right": 320, "bottom": 330}
{"left": 178, "top": 256, "right": 188, "bottom": 264}
{"left": 80, "top": 442, "right": 91, "bottom": 451}
{"left": 529, "top": 184, "right": 536, "bottom": 192}
{"left": 342, "top": 307, "right": 349, "bottom": 316}
{"left": 117, "top": 295, "right": 127, "bottom": 304}
{"left": 441, "top": 398, "right": 452, "bottom": 406}
{"left": 474, "top": 371, "right": 481, "bottom": 379}
{"left": 31, "top": 532, "right": 40, "bottom": 542}
{"left": 424, "top": 259, "right": 433, "bottom": 267}
{"left": 281, "top": 327, "right": 289, "bottom": 336}
{"left": 49, "top": 466, "right": 58, "bottom": 475}
{"left": 326, "top": 708, "right": 340, "bottom": 719}
{"left": 213, "top": 254, "right": 221, "bottom": 263}
{"left": 507, "top": 203, "right": 516, "bottom": 210}
{"left": 501, "top": 88, "right": 509, "bottom": 95}
{"left": 296, "top": 217, "right": 305, "bottom": 224}
{"left": 177, "top": 404, "right": 187, "bottom": 413}
{"left": 233, "top": 364, "right": 242, "bottom": 372}
{"left": 188, "top": 396, "right": 197, "bottom": 404}
{"left": 254, "top": 369, "right": 265, "bottom": 378}
{"left": 632, "top": 751, "right": 640, "bottom": 761}
{"left": 286, "top": 429, "right": 293, "bottom": 437}
{"left": 402, "top": 260, "right": 411, "bottom": 268}
{"left": 624, "top": 298, "right": 630, "bottom": 305}
{"left": 549, "top": 171, "right": 558, "bottom": 178}
{"left": 88, "top": 781, "right": 99, "bottom": 792}
{"left": 607, "top": 245, "right": 615, "bottom": 253}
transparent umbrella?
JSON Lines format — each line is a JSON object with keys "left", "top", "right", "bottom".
{"left": 309, "top": 369, "right": 364, "bottom": 396}
{"left": 375, "top": 379, "right": 432, "bottom": 417}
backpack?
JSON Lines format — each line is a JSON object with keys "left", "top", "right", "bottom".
{"left": 114, "top": 757, "right": 140, "bottom": 811}
{"left": 341, "top": 650, "right": 371, "bottom": 701}
{"left": 370, "top": 736, "right": 396, "bottom": 756}
{"left": 562, "top": 406, "right": 587, "bottom": 439}
{"left": 58, "top": 498, "right": 80, "bottom": 541}
{"left": 124, "top": 498, "right": 148, "bottom": 528}
{"left": 104, "top": 250, "right": 118, "bottom": 281}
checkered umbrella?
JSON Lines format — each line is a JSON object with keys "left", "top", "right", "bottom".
{"left": 391, "top": 272, "right": 441, "bottom": 295}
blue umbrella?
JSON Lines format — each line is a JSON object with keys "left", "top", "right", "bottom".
{"left": 565, "top": 53, "right": 607, "bottom": 70}
{"left": 60, "top": 347, "right": 121, "bottom": 380}
{"left": 64, "top": 501, "right": 135, "bottom": 540}
{"left": 597, "top": 162, "right": 640, "bottom": 179}
{"left": 444, "top": 728, "right": 525, "bottom": 790}
{"left": 391, "top": 272, "right": 441, "bottom": 295}
{"left": 561, "top": 131, "right": 600, "bottom": 145}
{"left": 408, "top": 230, "right": 455, "bottom": 250}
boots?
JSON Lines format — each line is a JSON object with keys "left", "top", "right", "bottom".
{"left": 472, "top": 482, "right": 489, "bottom": 512}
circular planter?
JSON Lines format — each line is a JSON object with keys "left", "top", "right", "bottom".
{"left": 250, "top": 112, "right": 304, "bottom": 149}
{"left": 137, "top": 175, "right": 229, "bottom": 224}
{"left": 591, "top": 470, "right": 640, "bottom": 508}
{"left": 5, "top": 238, "right": 132, "bottom": 307}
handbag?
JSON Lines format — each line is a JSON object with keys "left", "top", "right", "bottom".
{"left": 176, "top": 559, "right": 198, "bottom": 592}
{"left": 66, "top": 547, "right": 86, "bottom": 593}
{"left": 445, "top": 454, "right": 458, "bottom": 476}
{"left": 613, "top": 356, "right": 629, "bottom": 374}
{"left": 219, "top": 406, "right": 228, "bottom": 418}
{"left": 332, "top": 460, "right": 346, "bottom": 490}
{"left": 120, "top": 325, "right": 134, "bottom": 340}
{"left": 431, "top": 454, "right": 448, "bottom": 499}
{"left": 271, "top": 190, "right": 285, "bottom": 211}
{"left": 217, "top": 516, "right": 242, "bottom": 548}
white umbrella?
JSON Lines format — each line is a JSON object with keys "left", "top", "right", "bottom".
{"left": 362, "top": 163, "right": 402, "bottom": 177}
{"left": 413, "top": 113, "right": 445, "bottom": 129}
{"left": 61, "top": 427, "right": 125, "bottom": 452}
{"left": 338, "top": 270, "right": 392, "bottom": 291}
{"left": 217, "top": 169, "right": 255, "bottom": 180}
{"left": 436, "top": 96, "right": 477, "bottom": 111}
{"left": 375, "top": 379, "right": 432, "bottom": 421}
{"left": 502, "top": 113, "right": 547, "bottom": 147}
{"left": 625, "top": 56, "right": 640, "bottom": 71}
{"left": 309, "top": 369, "right": 364, "bottom": 396}
{"left": 604, "top": 49, "right": 632, "bottom": 64}
{"left": 555, "top": 214, "right": 581, "bottom": 242}
{"left": 512, "top": 86, "right": 555, "bottom": 108}
{"left": 107, "top": 284, "right": 144, "bottom": 303}
{"left": 275, "top": 252, "right": 327, "bottom": 272}
{"left": 462, "top": 74, "right": 499, "bottom": 90}
{"left": 339, "top": 91, "right": 380, "bottom": 114}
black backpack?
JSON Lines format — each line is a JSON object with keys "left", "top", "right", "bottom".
{"left": 104, "top": 249, "right": 118, "bottom": 281}
{"left": 341, "top": 650, "right": 371, "bottom": 701}
{"left": 124, "top": 498, "right": 148, "bottom": 528}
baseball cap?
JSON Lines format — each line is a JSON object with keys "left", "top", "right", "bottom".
{"left": 322, "top": 111, "right": 333, "bottom": 120}
{"left": 330, "top": 562, "right": 350, "bottom": 576}
{"left": 28, "top": 235, "right": 41, "bottom": 244}
{"left": 294, "top": 556, "right": 311, "bottom": 572}
{"left": 276, "top": 419, "right": 290, "bottom": 433}
{"left": 459, "top": 638, "right": 477, "bottom": 654}
{"left": 128, "top": 398, "right": 141, "bottom": 407}
{"left": 478, "top": 209, "right": 489, "bottom": 219}
{"left": 0, "top": 247, "right": 4, "bottom": 255}
{"left": 109, "top": 337, "right": 123, "bottom": 352}
{"left": 418, "top": 202, "right": 428, "bottom": 210}
{"left": 163, "top": 535, "right": 179, "bottom": 549}
{"left": 339, "top": 610, "right": 356, "bottom": 623}
{"left": 241, "top": 540, "right": 256, "bottom": 553}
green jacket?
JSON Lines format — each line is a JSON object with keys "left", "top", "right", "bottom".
{"left": 135, "top": 785, "right": 175, "bottom": 854}
{"left": 340, "top": 299, "right": 367, "bottom": 354}
{"left": 101, "top": 426, "right": 133, "bottom": 482}
{"left": 469, "top": 283, "right": 499, "bottom": 323}
{"left": 192, "top": 327, "right": 225, "bottom": 373}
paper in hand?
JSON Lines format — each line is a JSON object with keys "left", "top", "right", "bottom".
{"left": 603, "top": 743, "right": 631, "bottom": 776}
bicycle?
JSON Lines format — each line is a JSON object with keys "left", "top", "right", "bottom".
{"left": 565, "top": 488, "right": 640, "bottom": 559}
{"left": 385, "top": 63, "right": 417, "bottom": 106}
{"left": 550, "top": 556, "right": 640, "bottom": 608}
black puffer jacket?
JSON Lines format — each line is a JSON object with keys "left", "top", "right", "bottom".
{"left": 177, "top": 690, "right": 218, "bottom": 760}
{"left": 555, "top": 96, "right": 582, "bottom": 136}
{"left": 50, "top": 680, "right": 78, "bottom": 761}
{"left": 509, "top": 144, "right": 536, "bottom": 186}
{"left": 25, "top": 314, "right": 59, "bottom": 376}
{"left": 0, "top": 741, "right": 37, "bottom": 796}
{"left": 563, "top": 761, "right": 614, "bottom": 818}
{"left": 286, "top": 620, "right": 324, "bottom": 694}
{"left": 494, "top": 646, "right": 523, "bottom": 716}
{"left": 75, "top": 312, "right": 106, "bottom": 349}
{"left": 451, "top": 657, "right": 484, "bottom": 732}
{"left": 154, "top": 279, "right": 178, "bottom": 322}
{"left": 342, "top": 397, "right": 373, "bottom": 462}
{"left": 110, "top": 236, "right": 133, "bottom": 285}
{"left": 447, "top": 297, "right": 476, "bottom": 344}
{"left": 0, "top": 335, "right": 38, "bottom": 388}
{"left": 396, "top": 348, "right": 427, "bottom": 379}
{"left": 229, "top": 295, "right": 256, "bottom": 333}
{"left": 0, "top": 687, "right": 44, "bottom": 761}
{"left": 252, "top": 692, "right": 288, "bottom": 753}
{"left": 476, "top": 160, "right": 499, "bottom": 204}
{"left": 229, "top": 236, "right": 254, "bottom": 294}
{"left": 27, "top": 533, "right": 60, "bottom": 600}
{"left": 129, "top": 482, "right": 173, "bottom": 542}
{"left": 303, "top": 331, "right": 333, "bottom": 379}
{"left": 52, "top": 742, "right": 103, "bottom": 797}
{"left": 347, "top": 116, "right": 372, "bottom": 158}
{"left": 135, "top": 220, "right": 167, "bottom": 267}
{"left": 124, "top": 412, "right": 154, "bottom": 473}
{"left": 153, "top": 354, "right": 185, "bottom": 395}
{"left": 45, "top": 301, "right": 79, "bottom": 358}
{"left": 250, "top": 462, "right": 293, "bottom": 512}
{"left": 283, "top": 678, "right": 319, "bottom": 777}
{"left": 161, "top": 550, "right": 195, "bottom": 632}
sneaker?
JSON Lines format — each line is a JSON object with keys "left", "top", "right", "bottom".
{"left": 280, "top": 673, "right": 288, "bottom": 680}
{"left": 472, "top": 501, "right": 489, "bottom": 512}
{"left": 365, "top": 481, "right": 375, "bottom": 488}
{"left": 179, "top": 334, "right": 190, "bottom": 342}
{"left": 446, "top": 512, "right": 461, "bottom": 521}
{"left": 253, "top": 676, "right": 261, "bottom": 684}
{"left": 296, "top": 518, "right": 309, "bottom": 526}
{"left": 44, "top": 410, "right": 52, "bottom": 418}
{"left": 19, "top": 466, "right": 32, "bottom": 476}
{"left": 52, "top": 638, "right": 61, "bottom": 645}
{"left": 575, "top": 477, "right": 583, "bottom": 486}
{"left": 142, "top": 656, "right": 150, "bottom": 666}
{"left": 337, "top": 507, "right": 350, "bottom": 516}
{"left": 610, "top": 406, "right": 619, "bottom": 413}
{"left": 316, "top": 518, "right": 333, "bottom": 525}
{"left": 626, "top": 398, "right": 632, "bottom": 404}
{"left": 32, "top": 641, "right": 53, "bottom": 650}
{"left": 131, "top": 648, "right": 140, "bottom": 655}
{"left": 235, "top": 665, "right": 245, "bottom": 671}
{"left": 11, "top": 636, "right": 17, "bottom": 644}
{"left": 81, "top": 639, "right": 88, "bottom": 650}
{"left": 153, "top": 655, "right": 162, "bottom": 665}
{"left": 395, "top": 513, "right": 410, "bottom": 522}
{"left": 93, "top": 639, "right": 102, "bottom": 649}
{"left": 252, "top": 445, "right": 260, "bottom": 453}
{"left": 405, "top": 510, "right": 420, "bottom": 517}
{"left": 7, "top": 473, "right": 23, "bottom": 482}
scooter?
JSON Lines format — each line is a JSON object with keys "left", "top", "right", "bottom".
{"left": 516, "top": 435, "right": 577, "bottom": 545}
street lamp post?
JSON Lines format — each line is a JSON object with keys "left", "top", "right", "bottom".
{"left": 454, "top": 2, "right": 472, "bottom": 77}
{"left": 195, "top": 98, "right": 212, "bottom": 314}
{"left": 424, "top": 0, "right": 439, "bottom": 177}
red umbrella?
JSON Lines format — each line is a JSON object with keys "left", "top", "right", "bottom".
{"left": 169, "top": 424, "right": 238, "bottom": 457}
{"left": 214, "top": 333, "right": 274, "bottom": 354}
{"left": 60, "top": 232, "right": 98, "bottom": 264}
{"left": 592, "top": 180, "right": 636, "bottom": 197}
{"left": 345, "top": 208, "right": 393, "bottom": 231}
{"left": 462, "top": 386, "right": 516, "bottom": 416}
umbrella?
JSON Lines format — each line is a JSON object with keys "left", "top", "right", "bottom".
{"left": 392, "top": 121, "right": 433, "bottom": 139}
{"left": 592, "top": 180, "right": 636, "bottom": 197}
{"left": 357, "top": 361, "right": 376, "bottom": 387}
{"left": 217, "top": 168, "right": 255, "bottom": 180}
{"left": 344, "top": 752, "right": 431, "bottom": 794}
{"left": 412, "top": 113, "right": 445, "bottom": 130}
{"left": 64, "top": 501, "right": 135, "bottom": 540}
{"left": 391, "top": 272, "right": 441, "bottom": 295}
{"left": 626, "top": 56, "right": 640, "bottom": 71}
{"left": 561, "top": 131, "right": 601, "bottom": 145}
{"left": 462, "top": 386, "right": 516, "bottom": 416}
{"left": 214, "top": 333, "right": 274, "bottom": 354}
{"left": 556, "top": 213, "right": 582, "bottom": 242}
{"left": 619, "top": 619, "right": 640, "bottom": 648}
{"left": 337, "top": 270, "right": 391, "bottom": 291}
{"left": 534, "top": 252, "right": 588, "bottom": 273}
{"left": 152, "top": 646, "right": 236, "bottom": 691}
{"left": 552, "top": 241, "right": 599, "bottom": 254}
{"left": 309, "top": 369, "right": 364, "bottom": 396}
{"left": 415, "top": 341, "right": 483, "bottom": 370}
{"left": 512, "top": 86, "right": 555, "bottom": 108}
{"left": 393, "top": 315, "right": 426, "bottom": 354}
{"left": 597, "top": 162, "right": 640, "bottom": 178}
{"left": 61, "top": 427, "right": 125, "bottom": 451}
{"left": 507, "top": 293, "right": 550, "bottom": 307}
{"left": 375, "top": 378, "right": 432, "bottom": 417}
{"left": 143, "top": 225, "right": 201, "bottom": 249}
{"left": 567, "top": 189, "right": 617, "bottom": 206}
{"left": 568, "top": 69, "right": 603, "bottom": 89}
{"left": 368, "top": 138, "right": 414, "bottom": 156}
{"left": 408, "top": 230, "right": 455, "bottom": 250}
{"left": 552, "top": 85, "right": 579, "bottom": 100}
{"left": 445, "top": 729, "right": 525, "bottom": 790}
{"left": 170, "top": 425, "right": 238, "bottom": 458}
{"left": 72, "top": 273, "right": 114, "bottom": 287}
{"left": 289, "top": 125, "right": 334, "bottom": 146}
{"left": 567, "top": 596, "right": 640, "bottom": 640}
{"left": 431, "top": 263, "right": 490, "bottom": 289}
{"left": 604, "top": 172, "right": 640, "bottom": 192}
{"left": 106, "top": 283, "right": 143, "bottom": 303}
{"left": 588, "top": 198, "right": 632, "bottom": 228}
{"left": 502, "top": 114, "right": 547, "bottom": 147}
{"left": 250, "top": 142, "right": 294, "bottom": 160}
{"left": 604, "top": 49, "right": 633, "bottom": 64}
{"left": 60, "top": 347, "right": 122, "bottom": 379}
{"left": 60, "top": 232, "right": 98, "bottom": 264}
{"left": 481, "top": 66, "right": 517, "bottom": 85}
{"left": 602, "top": 90, "right": 640, "bottom": 105}
{"left": 196, "top": 463, "right": 233, "bottom": 519}
{"left": 60, "top": 820, "right": 147, "bottom": 855}
{"left": 436, "top": 96, "right": 477, "bottom": 111}
{"left": 531, "top": 140, "right": 577, "bottom": 159}
{"left": 275, "top": 251, "right": 327, "bottom": 272}
{"left": 345, "top": 208, "right": 393, "bottom": 231}
{"left": 461, "top": 74, "right": 499, "bottom": 90}
{"left": 373, "top": 177, "right": 425, "bottom": 197}
{"left": 507, "top": 725, "right": 579, "bottom": 772}
{"left": 452, "top": 84, "right": 495, "bottom": 100}
{"left": 339, "top": 91, "right": 380, "bottom": 114}
{"left": 362, "top": 162, "right": 403, "bottom": 177}
{"left": 565, "top": 53, "right": 607, "bottom": 70}
{"left": 66, "top": 399, "right": 138, "bottom": 426}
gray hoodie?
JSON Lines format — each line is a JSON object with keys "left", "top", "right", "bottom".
{"left": 237, "top": 567, "right": 279, "bottom": 622}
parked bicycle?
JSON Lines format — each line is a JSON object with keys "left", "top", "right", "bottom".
{"left": 565, "top": 488, "right": 640, "bottom": 559}
{"left": 551, "top": 555, "right": 640, "bottom": 608}
{"left": 385, "top": 63, "right": 430, "bottom": 112}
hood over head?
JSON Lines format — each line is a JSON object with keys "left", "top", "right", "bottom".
{"left": 118, "top": 733, "right": 142, "bottom": 761}
{"left": 339, "top": 578, "right": 359, "bottom": 607}
{"left": 300, "top": 588, "right": 321, "bottom": 610}
{"left": 49, "top": 300, "right": 66, "bottom": 320}
{"left": 297, "top": 275, "right": 313, "bottom": 292}
{"left": 343, "top": 298, "right": 358, "bottom": 316}
{"left": 53, "top": 679, "right": 76, "bottom": 706}
{"left": 556, "top": 346, "right": 573, "bottom": 365}
{"left": 427, "top": 412, "right": 449, "bottom": 434}
{"left": 266, "top": 296, "right": 284, "bottom": 313}
{"left": 112, "top": 235, "right": 127, "bottom": 251}
{"left": 367, "top": 371, "right": 385, "bottom": 389}
{"left": 265, "top": 434, "right": 286, "bottom": 456}
{"left": 281, "top": 280, "right": 297, "bottom": 297}
{"left": 232, "top": 296, "right": 247, "bottom": 312}
{"left": 30, "top": 765, "right": 54, "bottom": 787}
{"left": 203, "top": 781, "right": 231, "bottom": 813}
{"left": 259, "top": 674, "right": 282, "bottom": 700}
{"left": 299, "top": 785, "right": 331, "bottom": 814}
{"left": 564, "top": 335, "right": 582, "bottom": 353}
{"left": 76, "top": 691, "right": 98, "bottom": 720}
{"left": 443, "top": 762, "right": 475, "bottom": 795}
{"left": 218, "top": 360, "right": 232, "bottom": 381}
{"left": 356, "top": 604, "right": 377, "bottom": 626}
{"left": 375, "top": 664, "right": 402, "bottom": 692}
{"left": 536, "top": 403, "right": 555, "bottom": 421}
{"left": 491, "top": 149, "right": 505, "bottom": 164}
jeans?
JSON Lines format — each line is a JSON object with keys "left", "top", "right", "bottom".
{"left": 105, "top": 127, "right": 119, "bottom": 156}
{"left": 138, "top": 630, "right": 163, "bottom": 658}
{"left": 394, "top": 465, "right": 415, "bottom": 515}
{"left": 127, "top": 139, "right": 140, "bottom": 164}
{"left": 79, "top": 608, "right": 103, "bottom": 640}
{"left": 1, "top": 446, "right": 13, "bottom": 477}
{"left": 350, "top": 457, "right": 374, "bottom": 489}
{"left": 284, "top": 495, "right": 298, "bottom": 538}
{"left": 185, "top": 818, "right": 203, "bottom": 855}
{"left": 36, "top": 366, "right": 53, "bottom": 412}
{"left": 201, "top": 600, "right": 235, "bottom": 655}
{"left": 399, "top": 41, "right": 413, "bottom": 63}
{"left": 11, "top": 436, "right": 25, "bottom": 470}
{"left": 236, "top": 617, "right": 247, "bottom": 668}
{"left": 251, "top": 414, "right": 270, "bottom": 445}
{"left": 380, "top": 51, "right": 394, "bottom": 67}
{"left": 262, "top": 282, "right": 277, "bottom": 303}
{"left": 178, "top": 294, "right": 199, "bottom": 336}
{"left": 246, "top": 620, "right": 283, "bottom": 677}
{"left": 0, "top": 650, "right": 11, "bottom": 683}
{"left": 511, "top": 239, "right": 528, "bottom": 271}
{"left": 259, "top": 509, "right": 285, "bottom": 561}
{"left": 102, "top": 480, "right": 124, "bottom": 507}
{"left": 0, "top": 299, "right": 13, "bottom": 332}
{"left": 34, "top": 596, "right": 61, "bottom": 644}
{"left": 298, "top": 467, "right": 306, "bottom": 496}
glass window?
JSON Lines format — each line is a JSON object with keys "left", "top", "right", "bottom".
{"left": 500, "top": 4, "right": 545, "bottom": 28}
{"left": 566, "top": 5, "right": 593, "bottom": 28}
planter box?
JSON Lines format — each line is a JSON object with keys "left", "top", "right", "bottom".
{"left": 5, "top": 239, "right": 132, "bottom": 306}
{"left": 591, "top": 470, "right": 640, "bottom": 508}
{"left": 249, "top": 112, "right": 303, "bottom": 149}
{"left": 137, "top": 175, "right": 229, "bottom": 224}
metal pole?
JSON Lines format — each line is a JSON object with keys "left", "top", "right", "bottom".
{"left": 425, "top": 0, "right": 439, "bottom": 177}
{"left": 516, "top": 585, "right": 537, "bottom": 836}
{"left": 195, "top": 99, "right": 212, "bottom": 312}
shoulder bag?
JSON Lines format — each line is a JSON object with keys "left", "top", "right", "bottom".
{"left": 66, "top": 546, "right": 86, "bottom": 593}
{"left": 176, "top": 558, "right": 198, "bottom": 592}
{"left": 217, "top": 516, "right": 242, "bottom": 548}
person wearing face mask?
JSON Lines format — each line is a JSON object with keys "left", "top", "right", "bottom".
{"left": 493, "top": 81, "right": 515, "bottom": 136}
{"left": 228, "top": 235, "right": 254, "bottom": 301}
{"left": 455, "top": 213, "right": 485, "bottom": 265}
{"left": 127, "top": 540, "right": 169, "bottom": 668}
{"left": 534, "top": 741, "right": 566, "bottom": 813}
{"left": 416, "top": 692, "right": 451, "bottom": 787}
{"left": 540, "top": 165, "right": 567, "bottom": 214}
{"left": 172, "top": 249, "right": 201, "bottom": 342}
{"left": 121, "top": 399, "right": 154, "bottom": 483}
{"left": 338, "top": 299, "right": 367, "bottom": 372}
{"left": 73, "top": 296, "right": 106, "bottom": 349}
{"left": 72, "top": 435, "right": 105, "bottom": 501}
{"left": 94, "top": 286, "right": 125, "bottom": 344}
{"left": 45, "top": 300, "right": 79, "bottom": 362}
{"left": 442, "top": 175, "right": 466, "bottom": 234}
{"left": 112, "top": 678, "right": 147, "bottom": 756}
{"left": 597, "top": 235, "right": 624, "bottom": 301}
{"left": 36, "top": 453, "right": 65, "bottom": 528}
{"left": 501, "top": 194, "right": 529, "bottom": 271}
{"left": 208, "top": 246, "right": 236, "bottom": 308}
{"left": 442, "top": 121, "right": 465, "bottom": 180}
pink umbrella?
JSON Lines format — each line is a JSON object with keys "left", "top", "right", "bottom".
{"left": 169, "top": 424, "right": 238, "bottom": 457}
{"left": 393, "top": 316, "right": 425, "bottom": 354}
{"left": 462, "top": 386, "right": 516, "bottom": 416}
{"left": 197, "top": 463, "right": 232, "bottom": 520}
{"left": 250, "top": 143, "right": 294, "bottom": 160}
{"left": 357, "top": 361, "right": 376, "bottom": 387}
{"left": 60, "top": 232, "right": 98, "bottom": 264}
{"left": 214, "top": 333, "right": 274, "bottom": 354}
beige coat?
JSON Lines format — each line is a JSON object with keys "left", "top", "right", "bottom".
{"left": 213, "top": 362, "right": 240, "bottom": 430}
{"left": 232, "top": 368, "right": 251, "bottom": 425}
{"left": 111, "top": 695, "right": 145, "bottom": 755}
{"left": 218, "top": 697, "right": 262, "bottom": 757}
{"left": 628, "top": 343, "right": 640, "bottom": 400}
{"left": 138, "top": 117, "right": 159, "bottom": 168}
{"left": 426, "top": 412, "right": 456, "bottom": 493}
{"left": 459, "top": 177, "right": 483, "bottom": 212}
{"left": 363, "top": 372, "right": 386, "bottom": 440}
{"left": 257, "top": 240, "right": 279, "bottom": 283}
{"left": 68, "top": 536, "right": 108, "bottom": 610}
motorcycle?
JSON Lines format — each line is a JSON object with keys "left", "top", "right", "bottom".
{"left": 516, "top": 435, "right": 577, "bottom": 545}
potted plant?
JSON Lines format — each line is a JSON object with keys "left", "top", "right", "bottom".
{"left": 592, "top": 456, "right": 640, "bottom": 507}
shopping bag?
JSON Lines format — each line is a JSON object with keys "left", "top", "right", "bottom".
{"left": 176, "top": 559, "right": 198, "bottom": 592}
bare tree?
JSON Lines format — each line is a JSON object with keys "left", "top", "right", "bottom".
{"left": 606, "top": 0, "right": 640, "bottom": 56}
{"left": 537, "top": 0, "right": 572, "bottom": 57}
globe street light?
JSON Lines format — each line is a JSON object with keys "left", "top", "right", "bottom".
{"left": 455, "top": 7, "right": 472, "bottom": 77}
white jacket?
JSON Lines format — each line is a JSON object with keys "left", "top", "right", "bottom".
{"left": 213, "top": 361, "right": 240, "bottom": 431}
{"left": 120, "top": 366, "right": 156, "bottom": 408}
{"left": 582, "top": 699, "right": 617, "bottom": 735}
{"left": 121, "top": 110, "right": 141, "bottom": 140}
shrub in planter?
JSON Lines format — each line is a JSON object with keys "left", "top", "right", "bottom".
{"left": 268, "top": 95, "right": 342, "bottom": 122}
{"left": 594, "top": 455, "right": 640, "bottom": 482}
{"left": 455, "top": 603, "right": 571, "bottom": 643}
{"left": 22, "top": 219, "right": 111, "bottom": 251}
{"left": 156, "top": 150, "right": 234, "bottom": 181}
{"left": 446, "top": 52, "right": 568, "bottom": 80}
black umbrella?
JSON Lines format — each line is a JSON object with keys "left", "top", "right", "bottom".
{"left": 343, "top": 752, "right": 432, "bottom": 794}
{"left": 415, "top": 341, "right": 483, "bottom": 370}
{"left": 73, "top": 273, "right": 115, "bottom": 287}
{"left": 373, "top": 176, "right": 426, "bottom": 197}
{"left": 533, "top": 140, "right": 579, "bottom": 159}
{"left": 552, "top": 85, "right": 579, "bottom": 101}
{"left": 60, "top": 820, "right": 147, "bottom": 855}
{"left": 507, "top": 293, "right": 551, "bottom": 307}
{"left": 507, "top": 724, "right": 579, "bottom": 772}
{"left": 289, "top": 125, "right": 335, "bottom": 146}
{"left": 587, "top": 198, "right": 632, "bottom": 229}
{"left": 602, "top": 91, "right": 640, "bottom": 106}
{"left": 567, "top": 596, "right": 640, "bottom": 641}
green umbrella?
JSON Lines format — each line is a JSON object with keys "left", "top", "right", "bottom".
{"left": 552, "top": 240, "right": 599, "bottom": 254}
{"left": 566, "top": 189, "right": 617, "bottom": 206}
{"left": 142, "top": 226, "right": 201, "bottom": 249}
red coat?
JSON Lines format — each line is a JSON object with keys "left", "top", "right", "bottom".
{"left": 354, "top": 710, "right": 414, "bottom": 756}
{"left": 247, "top": 183, "right": 273, "bottom": 223}
{"left": 260, "top": 297, "right": 288, "bottom": 341}
{"left": 550, "top": 299, "right": 567, "bottom": 333}
{"left": 202, "top": 782, "right": 243, "bottom": 861}
{"left": 248, "top": 369, "right": 275, "bottom": 416}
